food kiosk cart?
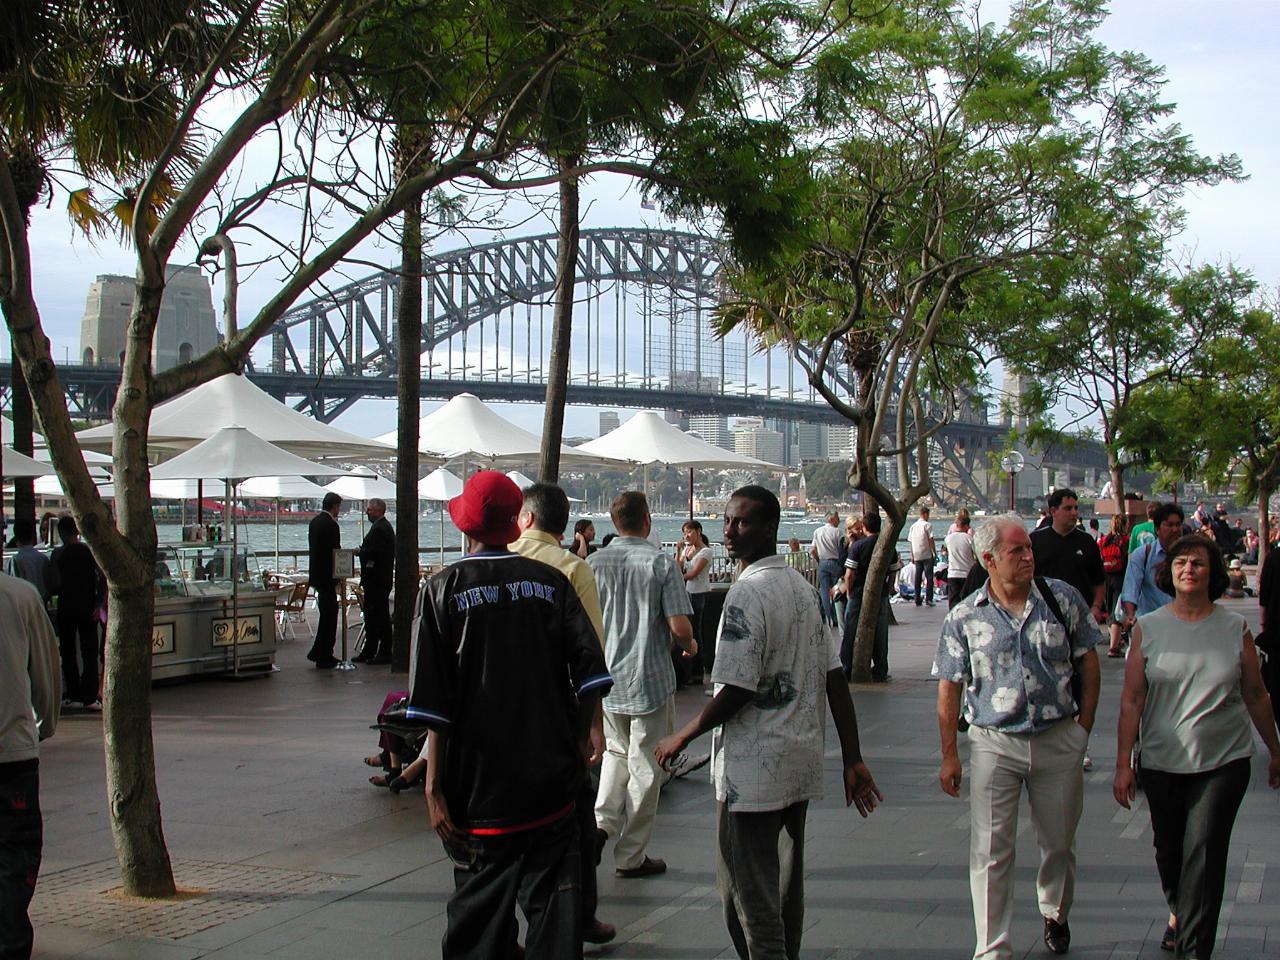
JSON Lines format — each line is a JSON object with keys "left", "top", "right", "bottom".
{"left": 151, "top": 543, "right": 281, "bottom": 680}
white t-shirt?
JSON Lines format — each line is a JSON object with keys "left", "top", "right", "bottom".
{"left": 681, "top": 545, "right": 713, "bottom": 594}
{"left": 944, "top": 530, "right": 977, "bottom": 579}
{"left": 810, "top": 522, "right": 843, "bottom": 561}
{"left": 710, "top": 555, "right": 841, "bottom": 812}
{"left": 908, "top": 518, "right": 936, "bottom": 561}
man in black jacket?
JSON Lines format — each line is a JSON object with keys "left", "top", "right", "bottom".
{"left": 354, "top": 497, "right": 395, "bottom": 665}
{"left": 307, "top": 492, "right": 342, "bottom": 668}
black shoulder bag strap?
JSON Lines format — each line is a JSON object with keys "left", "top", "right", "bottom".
{"left": 1036, "top": 576, "right": 1083, "bottom": 712}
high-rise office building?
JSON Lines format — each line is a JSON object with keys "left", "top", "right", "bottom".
{"left": 733, "top": 423, "right": 785, "bottom": 466}
{"left": 598, "top": 411, "right": 620, "bottom": 436}
{"left": 687, "top": 414, "right": 732, "bottom": 450}
{"left": 794, "top": 422, "right": 828, "bottom": 462}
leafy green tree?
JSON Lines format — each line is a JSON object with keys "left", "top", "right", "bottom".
{"left": 1122, "top": 279, "right": 1279, "bottom": 561}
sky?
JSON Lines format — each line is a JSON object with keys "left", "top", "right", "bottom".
{"left": 11, "top": 1, "right": 1278, "bottom": 441}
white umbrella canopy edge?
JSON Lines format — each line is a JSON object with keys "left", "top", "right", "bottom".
{"left": 74, "top": 373, "right": 397, "bottom": 461}
{"left": 150, "top": 426, "right": 355, "bottom": 482}
{"left": 573, "top": 410, "right": 783, "bottom": 470}
{"left": 1, "top": 445, "right": 57, "bottom": 478}
{"left": 326, "top": 474, "right": 398, "bottom": 501}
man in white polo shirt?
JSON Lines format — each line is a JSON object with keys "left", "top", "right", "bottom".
{"left": 809, "top": 511, "right": 843, "bottom": 626}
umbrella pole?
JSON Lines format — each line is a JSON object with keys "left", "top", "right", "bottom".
{"left": 439, "top": 508, "right": 445, "bottom": 567}
{"left": 688, "top": 467, "right": 694, "bottom": 520}
{"left": 274, "top": 498, "right": 280, "bottom": 572}
{"left": 228, "top": 478, "right": 241, "bottom": 677}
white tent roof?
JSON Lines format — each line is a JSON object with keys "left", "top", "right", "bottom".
{"left": 150, "top": 426, "right": 352, "bottom": 482}
{"left": 241, "top": 475, "right": 331, "bottom": 499}
{"left": 75, "top": 374, "right": 394, "bottom": 460}
{"left": 375, "top": 393, "right": 610, "bottom": 465}
{"left": 2, "top": 446, "right": 56, "bottom": 478}
{"left": 574, "top": 411, "right": 782, "bottom": 469}
{"left": 3, "top": 416, "right": 110, "bottom": 464}
{"left": 505, "top": 470, "right": 536, "bottom": 489}
{"left": 418, "top": 467, "right": 464, "bottom": 501}
{"left": 326, "top": 474, "right": 397, "bottom": 501}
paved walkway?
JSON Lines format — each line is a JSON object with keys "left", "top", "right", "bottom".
{"left": 30, "top": 597, "right": 1280, "bottom": 959}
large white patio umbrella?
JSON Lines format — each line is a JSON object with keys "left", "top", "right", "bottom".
{"left": 504, "top": 469, "right": 584, "bottom": 504}
{"left": 574, "top": 411, "right": 781, "bottom": 517}
{"left": 1, "top": 445, "right": 56, "bottom": 478}
{"left": 375, "top": 393, "right": 610, "bottom": 468}
{"left": 418, "top": 467, "right": 464, "bottom": 565}
{"left": 76, "top": 374, "right": 395, "bottom": 460}
{"left": 151, "top": 426, "right": 352, "bottom": 673}
{"left": 326, "top": 474, "right": 397, "bottom": 502}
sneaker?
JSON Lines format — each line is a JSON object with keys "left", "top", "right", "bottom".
{"left": 62, "top": 698, "right": 84, "bottom": 709}
{"left": 86, "top": 699, "right": 103, "bottom": 711}
{"left": 1043, "top": 917, "right": 1070, "bottom": 955}
{"left": 582, "top": 919, "right": 617, "bottom": 944}
{"left": 1082, "top": 752, "right": 1093, "bottom": 771}
{"left": 666, "top": 752, "right": 710, "bottom": 780}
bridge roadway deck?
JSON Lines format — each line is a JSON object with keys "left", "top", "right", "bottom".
{"left": 30, "top": 598, "right": 1279, "bottom": 958}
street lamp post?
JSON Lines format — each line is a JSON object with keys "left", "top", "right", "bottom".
{"left": 1001, "top": 451, "right": 1025, "bottom": 514}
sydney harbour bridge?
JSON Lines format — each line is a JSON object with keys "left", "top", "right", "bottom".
{"left": 1, "top": 227, "right": 1107, "bottom": 510}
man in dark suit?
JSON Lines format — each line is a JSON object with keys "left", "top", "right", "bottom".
{"left": 354, "top": 497, "right": 395, "bottom": 664}
{"left": 307, "top": 492, "right": 343, "bottom": 668}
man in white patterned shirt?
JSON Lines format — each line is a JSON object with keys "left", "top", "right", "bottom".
{"left": 656, "top": 485, "right": 881, "bottom": 959}
{"left": 589, "top": 491, "right": 695, "bottom": 878}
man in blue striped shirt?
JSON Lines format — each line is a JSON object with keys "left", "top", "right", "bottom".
{"left": 1121, "top": 503, "right": 1185, "bottom": 626}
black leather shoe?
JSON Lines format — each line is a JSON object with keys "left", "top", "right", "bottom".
{"left": 314, "top": 657, "right": 339, "bottom": 670}
{"left": 582, "top": 919, "right": 616, "bottom": 944}
{"left": 1044, "top": 917, "right": 1070, "bottom": 955}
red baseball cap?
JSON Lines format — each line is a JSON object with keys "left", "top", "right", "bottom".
{"left": 448, "top": 471, "right": 523, "bottom": 545}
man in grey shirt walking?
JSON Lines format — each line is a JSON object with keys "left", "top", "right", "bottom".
{"left": 1, "top": 570, "right": 60, "bottom": 959}
{"left": 589, "top": 491, "right": 695, "bottom": 877}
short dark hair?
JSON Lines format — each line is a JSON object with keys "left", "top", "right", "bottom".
{"left": 1146, "top": 501, "right": 1160, "bottom": 519}
{"left": 1155, "top": 533, "right": 1228, "bottom": 600}
{"left": 13, "top": 518, "right": 36, "bottom": 545}
{"left": 522, "top": 483, "right": 570, "bottom": 536}
{"left": 610, "top": 491, "right": 649, "bottom": 534}
{"left": 57, "top": 515, "right": 78, "bottom": 540}
{"left": 573, "top": 518, "right": 593, "bottom": 536}
{"left": 863, "top": 512, "right": 882, "bottom": 534}
{"left": 600, "top": 533, "right": 617, "bottom": 548}
{"left": 1152, "top": 503, "right": 1185, "bottom": 527}
{"left": 1047, "top": 488, "right": 1078, "bottom": 509}
{"left": 321, "top": 492, "right": 342, "bottom": 511}
{"left": 729, "top": 485, "right": 780, "bottom": 532}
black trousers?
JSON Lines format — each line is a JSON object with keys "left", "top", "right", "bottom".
{"left": 577, "top": 772, "right": 599, "bottom": 930}
{"left": 1140, "top": 757, "right": 1251, "bottom": 960}
{"left": 310, "top": 585, "right": 338, "bottom": 660}
{"left": 947, "top": 577, "right": 968, "bottom": 610}
{"left": 57, "top": 614, "right": 99, "bottom": 704}
{"left": 361, "top": 587, "right": 392, "bottom": 658}
{"left": 443, "top": 810, "right": 581, "bottom": 960}
{"left": 913, "top": 557, "right": 935, "bottom": 603}
{"left": 0, "top": 760, "right": 41, "bottom": 960}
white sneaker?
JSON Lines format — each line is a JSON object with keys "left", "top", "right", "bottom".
{"left": 1082, "top": 753, "right": 1093, "bottom": 771}
{"left": 86, "top": 699, "right": 103, "bottom": 711}
{"left": 62, "top": 698, "right": 84, "bottom": 709}
{"left": 665, "top": 752, "right": 711, "bottom": 781}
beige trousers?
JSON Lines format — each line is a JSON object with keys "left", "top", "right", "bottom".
{"left": 594, "top": 699, "right": 674, "bottom": 870}
{"left": 967, "top": 718, "right": 1087, "bottom": 960}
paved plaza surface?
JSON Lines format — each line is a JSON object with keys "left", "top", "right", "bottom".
{"left": 30, "top": 598, "right": 1280, "bottom": 959}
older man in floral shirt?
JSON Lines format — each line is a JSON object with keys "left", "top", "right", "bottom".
{"left": 933, "top": 515, "right": 1100, "bottom": 960}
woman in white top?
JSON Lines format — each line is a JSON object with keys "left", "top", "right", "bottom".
{"left": 1114, "top": 534, "right": 1280, "bottom": 959}
{"left": 678, "top": 520, "right": 714, "bottom": 684}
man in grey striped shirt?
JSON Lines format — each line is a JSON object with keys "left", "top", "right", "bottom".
{"left": 589, "top": 491, "right": 695, "bottom": 878}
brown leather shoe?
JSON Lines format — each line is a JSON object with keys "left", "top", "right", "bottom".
{"left": 615, "top": 856, "right": 666, "bottom": 878}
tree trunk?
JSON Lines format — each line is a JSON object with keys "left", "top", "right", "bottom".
{"left": 102, "top": 578, "right": 174, "bottom": 896}
{"left": 850, "top": 509, "right": 906, "bottom": 681}
{"left": 1109, "top": 459, "right": 1127, "bottom": 527}
{"left": 392, "top": 177, "right": 423, "bottom": 671}
{"left": 9, "top": 343, "right": 35, "bottom": 526}
{"left": 538, "top": 156, "right": 579, "bottom": 484}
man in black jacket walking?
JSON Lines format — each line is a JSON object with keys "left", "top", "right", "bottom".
{"left": 307, "top": 492, "right": 342, "bottom": 668}
{"left": 354, "top": 498, "right": 395, "bottom": 664}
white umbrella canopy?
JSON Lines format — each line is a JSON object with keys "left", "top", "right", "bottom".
{"left": 75, "top": 373, "right": 395, "bottom": 460}
{"left": 241, "top": 475, "right": 331, "bottom": 499}
{"left": 574, "top": 411, "right": 782, "bottom": 469}
{"left": 375, "top": 393, "right": 610, "bottom": 466}
{"left": 418, "top": 467, "right": 464, "bottom": 501}
{"left": 505, "top": 470, "right": 536, "bottom": 489}
{"left": 150, "top": 425, "right": 352, "bottom": 482}
{"left": 326, "top": 474, "right": 397, "bottom": 501}
{"left": 1, "top": 445, "right": 56, "bottom": 478}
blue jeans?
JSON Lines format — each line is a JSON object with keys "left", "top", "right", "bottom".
{"left": 913, "top": 557, "right": 935, "bottom": 604}
{"left": 840, "top": 589, "right": 890, "bottom": 680}
{"left": 817, "top": 559, "right": 843, "bottom": 625}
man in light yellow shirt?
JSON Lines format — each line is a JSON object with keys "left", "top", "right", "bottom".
{"left": 508, "top": 482, "right": 613, "bottom": 946}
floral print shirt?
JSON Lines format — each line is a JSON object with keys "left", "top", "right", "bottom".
{"left": 932, "top": 578, "right": 1096, "bottom": 733}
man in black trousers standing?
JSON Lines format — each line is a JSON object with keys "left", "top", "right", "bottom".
{"left": 307, "top": 492, "right": 342, "bottom": 669}
{"left": 354, "top": 497, "right": 395, "bottom": 665}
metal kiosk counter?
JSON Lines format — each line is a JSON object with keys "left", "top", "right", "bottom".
{"left": 150, "top": 543, "right": 281, "bottom": 680}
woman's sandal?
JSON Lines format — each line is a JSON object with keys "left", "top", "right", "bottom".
{"left": 363, "top": 753, "right": 387, "bottom": 768}
{"left": 369, "top": 770, "right": 402, "bottom": 788}
{"left": 388, "top": 768, "right": 425, "bottom": 795}
{"left": 1161, "top": 922, "right": 1176, "bottom": 951}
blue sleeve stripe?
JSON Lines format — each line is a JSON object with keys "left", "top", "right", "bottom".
{"left": 578, "top": 673, "right": 613, "bottom": 695}
{"left": 405, "top": 706, "right": 451, "bottom": 725}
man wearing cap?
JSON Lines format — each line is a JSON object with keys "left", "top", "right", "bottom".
{"left": 411, "top": 471, "right": 612, "bottom": 959}
{"left": 306, "top": 492, "right": 343, "bottom": 669}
